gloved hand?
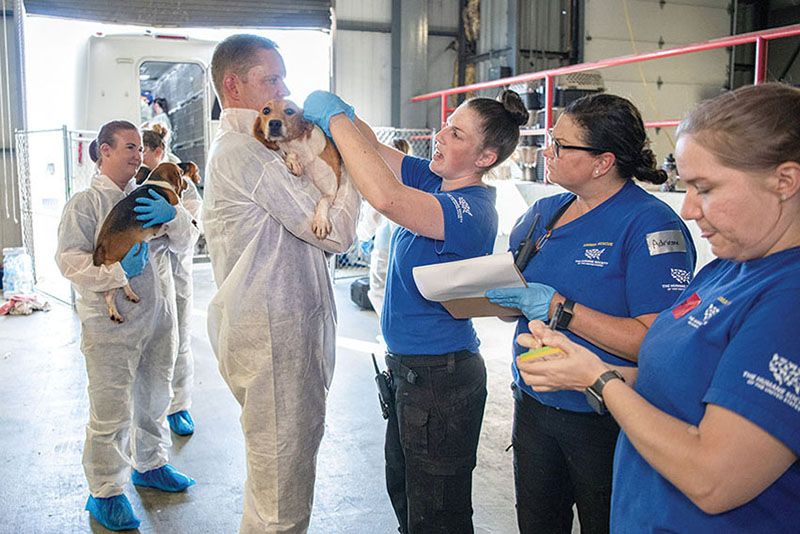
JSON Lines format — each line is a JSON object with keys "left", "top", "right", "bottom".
{"left": 134, "top": 189, "right": 176, "bottom": 229}
{"left": 120, "top": 241, "right": 149, "bottom": 278}
{"left": 486, "top": 283, "right": 557, "bottom": 321}
{"left": 303, "top": 90, "right": 355, "bottom": 137}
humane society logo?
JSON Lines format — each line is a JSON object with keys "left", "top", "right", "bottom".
{"left": 575, "top": 242, "right": 612, "bottom": 267}
{"left": 687, "top": 296, "right": 729, "bottom": 329}
{"left": 742, "top": 354, "right": 800, "bottom": 413}
{"left": 661, "top": 268, "right": 692, "bottom": 292}
{"left": 446, "top": 194, "right": 472, "bottom": 223}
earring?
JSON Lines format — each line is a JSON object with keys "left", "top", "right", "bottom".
{"left": 780, "top": 194, "right": 787, "bottom": 202}
{"left": 594, "top": 170, "right": 599, "bottom": 176}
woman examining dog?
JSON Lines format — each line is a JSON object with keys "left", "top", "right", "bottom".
{"left": 56, "top": 120, "right": 198, "bottom": 531}
{"left": 304, "top": 89, "right": 528, "bottom": 533}
{"left": 515, "top": 83, "right": 800, "bottom": 532}
{"left": 141, "top": 124, "right": 203, "bottom": 437}
{"left": 485, "top": 94, "right": 696, "bottom": 533}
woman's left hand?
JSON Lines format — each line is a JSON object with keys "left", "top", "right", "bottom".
{"left": 303, "top": 91, "right": 355, "bottom": 137}
{"left": 134, "top": 189, "right": 177, "bottom": 228}
{"left": 516, "top": 320, "right": 610, "bottom": 392}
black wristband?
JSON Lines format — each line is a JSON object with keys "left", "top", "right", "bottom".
{"left": 555, "top": 298, "right": 575, "bottom": 330}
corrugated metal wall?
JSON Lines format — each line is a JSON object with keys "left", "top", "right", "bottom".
{"left": 583, "top": 0, "right": 730, "bottom": 168}
{"left": 23, "top": 0, "right": 334, "bottom": 28}
{"left": 335, "top": 0, "right": 458, "bottom": 128}
{"left": 1, "top": 8, "right": 24, "bottom": 254}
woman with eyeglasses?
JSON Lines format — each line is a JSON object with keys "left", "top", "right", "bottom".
{"left": 486, "top": 93, "right": 696, "bottom": 533}
{"left": 515, "top": 82, "right": 800, "bottom": 533}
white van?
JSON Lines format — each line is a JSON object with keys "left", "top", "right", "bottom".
{"left": 78, "top": 32, "right": 218, "bottom": 176}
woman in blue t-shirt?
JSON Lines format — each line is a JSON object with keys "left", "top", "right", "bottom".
{"left": 304, "top": 90, "right": 528, "bottom": 533}
{"left": 515, "top": 83, "right": 800, "bottom": 533}
{"left": 487, "top": 94, "right": 697, "bottom": 534}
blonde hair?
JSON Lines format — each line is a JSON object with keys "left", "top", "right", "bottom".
{"left": 677, "top": 83, "right": 800, "bottom": 171}
{"left": 211, "top": 34, "right": 278, "bottom": 102}
{"left": 142, "top": 123, "right": 169, "bottom": 151}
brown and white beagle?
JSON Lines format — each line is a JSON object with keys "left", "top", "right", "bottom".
{"left": 253, "top": 98, "right": 344, "bottom": 240}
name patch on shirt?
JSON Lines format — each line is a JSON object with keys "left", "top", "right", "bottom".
{"left": 646, "top": 230, "right": 687, "bottom": 256}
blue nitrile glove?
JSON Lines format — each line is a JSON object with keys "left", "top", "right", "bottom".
{"left": 302, "top": 90, "right": 355, "bottom": 137}
{"left": 485, "top": 283, "right": 557, "bottom": 321}
{"left": 134, "top": 189, "right": 176, "bottom": 229}
{"left": 120, "top": 241, "right": 149, "bottom": 279}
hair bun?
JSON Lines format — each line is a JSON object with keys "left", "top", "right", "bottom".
{"left": 151, "top": 123, "right": 169, "bottom": 139}
{"left": 499, "top": 90, "right": 529, "bottom": 127}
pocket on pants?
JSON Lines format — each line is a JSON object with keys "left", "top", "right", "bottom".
{"left": 399, "top": 403, "right": 429, "bottom": 456}
{"left": 435, "top": 384, "right": 487, "bottom": 464}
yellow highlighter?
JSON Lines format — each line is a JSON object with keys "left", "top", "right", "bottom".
{"left": 518, "top": 346, "right": 563, "bottom": 362}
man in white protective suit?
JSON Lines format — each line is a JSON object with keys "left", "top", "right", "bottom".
{"left": 203, "top": 34, "right": 360, "bottom": 533}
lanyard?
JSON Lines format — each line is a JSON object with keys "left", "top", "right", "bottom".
{"left": 513, "top": 194, "right": 577, "bottom": 272}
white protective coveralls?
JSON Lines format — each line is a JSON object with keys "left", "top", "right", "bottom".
{"left": 355, "top": 202, "right": 396, "bottom": 317}
{"left": 168, "top": 179, "right": 202, "bottom": 414}
{"left": 55, "top": 174, "right": 199, "bottom": 498}
{"left": 203, "top": 108, "right": 359, "bottom": 534}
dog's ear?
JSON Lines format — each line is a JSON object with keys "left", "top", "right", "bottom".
{"left": 300, "top": 117, "right": 315, "bottom": 140}
{"left": 178, "top": 161, "right": 202, "bottom": 185}
{"left": 253, "top": 116, "right": 280, "bottom": 151}
{"left": 135, "top": 166, "right": 152, "bottom": 185}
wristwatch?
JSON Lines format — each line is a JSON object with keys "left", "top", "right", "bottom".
{"left": 585, "top": 369, "right": 625, "bottom": 415}
{"left": 554, "top": 298, "right": 575, "bottom": 330}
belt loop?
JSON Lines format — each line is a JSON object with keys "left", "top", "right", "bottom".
{"left": 447, "top": 352, "right": 455, "bottom": 374}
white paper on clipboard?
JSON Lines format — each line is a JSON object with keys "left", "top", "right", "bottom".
{"left": 412, "top": 252, "right": 527, "bottom": 318}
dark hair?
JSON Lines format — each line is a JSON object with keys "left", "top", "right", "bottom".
{"left": 153, "top": 97, "right": 169, "bottom": 114}
{"left": 211, "top": 34, "right": 279, "bottom": 101}
{"left": 89, "top": 120, "right": 138, "bottom": 164}
{"left": 677, "top": 83, "right": 800, "bottom": 171}
{"left": 565, "top": 93, "right": 666, "bottom": 184}
{"left": 142, "top": 123, "right": 169, "bottom": 151}
{"left": 466, "top": 89, "right": 528, "bottom": 170}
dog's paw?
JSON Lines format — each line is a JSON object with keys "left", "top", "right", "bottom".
{"left": 126, "top": 294, "right": 140, "bottom": 303}
{"left": 109, "top": 310, "right": 125, "bottom": 323}
{"left": 285, "top": 154, "right": 303, "bottom": 176}
{"left": 312, "top": 217, "right": 332, "bottom": 240}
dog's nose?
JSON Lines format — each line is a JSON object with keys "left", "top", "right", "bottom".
{"left": 268, "top": 119, "right": 282, "bottom": 130}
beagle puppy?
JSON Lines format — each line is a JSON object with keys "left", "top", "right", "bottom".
{"left": 253, "top": 98, "right": 344, "bottom": 239}
{"left": 93, "top": 161, "right": 195, "bottom": 322}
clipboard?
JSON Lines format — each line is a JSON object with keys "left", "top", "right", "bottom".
{"left": 412, "top": 252, "right": 526, "bottom": 319}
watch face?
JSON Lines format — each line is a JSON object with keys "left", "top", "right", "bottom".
{"left": 584, "top": 388, "right": 606, "bottom": 415}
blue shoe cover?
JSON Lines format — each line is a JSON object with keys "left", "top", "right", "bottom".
{"left": 85, "top": 494, "right": 141, "bottom": 531}
{"left": 167, "top": 410, "right": 195, "bottom": 436}
{"left": 132, "top": 464, "right": 196, "bottom": 492}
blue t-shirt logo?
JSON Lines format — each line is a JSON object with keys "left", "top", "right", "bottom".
{"left": 575, "top": 242, "right": 613, "bottom": 268}
{"left": 446, "top": 193, "right": 473, "bottom": 223}
{"left": 687, "top": 296, "right": 729, "bottom": 328}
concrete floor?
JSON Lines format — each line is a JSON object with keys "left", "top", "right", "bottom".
{"left": 0, "top": 263, "right": 573, "bottom": 533}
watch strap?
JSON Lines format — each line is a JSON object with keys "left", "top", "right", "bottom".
{"left": 591, "top": 370, "right": 625, "bottom": 395}
{"left": 555, "top": 298, "right": 575, "bottom": 330}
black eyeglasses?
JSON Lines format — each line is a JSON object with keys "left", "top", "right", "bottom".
{"left": 547, "top": 129, "right": 608, "bottom": 158}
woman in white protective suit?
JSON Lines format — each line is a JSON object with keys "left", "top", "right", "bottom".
{"left": 56, "top": 120, "right": 199, "bottom": 532}
{"left": 141, "top": 124, "right": 202, "bottom": 436}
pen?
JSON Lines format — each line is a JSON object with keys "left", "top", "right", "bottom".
{"left": 549, "top": 302, "right": 564, "bottom": 330}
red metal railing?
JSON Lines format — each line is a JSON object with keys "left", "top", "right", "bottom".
{"left": 412, "top": 24, "right": 800, "bottom": 136}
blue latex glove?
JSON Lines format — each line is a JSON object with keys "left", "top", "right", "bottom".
{"left": 85, "top": 494, "right": 141, "bottom": 531}
{"left": 302, "top": 90, "right": 355, "bottom": 137}
{"left": 119, "top": 241, "right": 149, "bottom": 279}
{"left": 132, "top": 464, "right": 196, "bottom": 492}
{"left": 485, "top": 284, "right": 557, "bottom": 321}
{"left": 134, "top": 189, "right": 176, "bottom": 229}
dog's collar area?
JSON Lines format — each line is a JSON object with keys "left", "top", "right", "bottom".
{"left": 143, "top": 180, "right": 177, "bottom": 194}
